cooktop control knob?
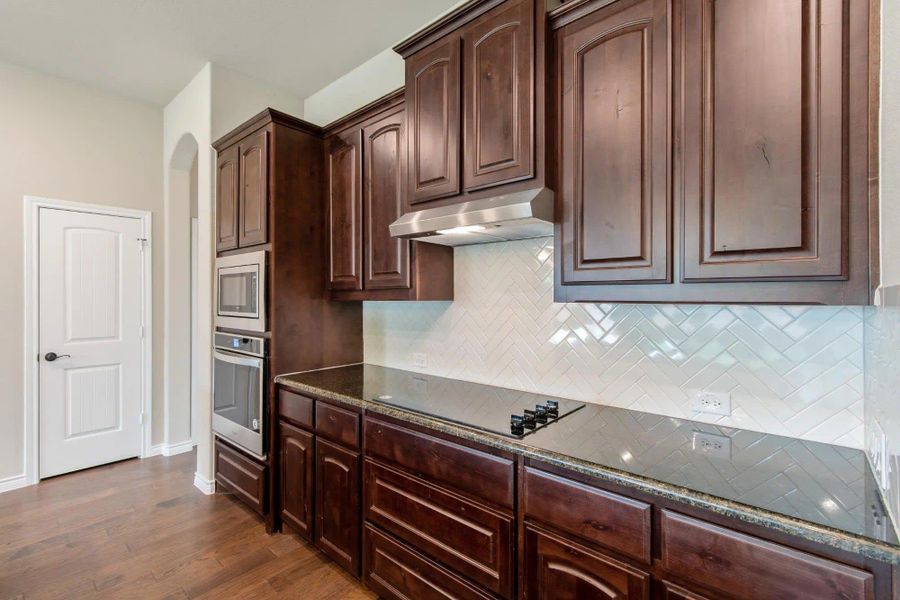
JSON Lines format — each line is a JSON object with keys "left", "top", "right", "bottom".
{"left": 522, "top": 409, "right": 537, "bottom": 429}
{"left": 545, "top": 400, "right": 559, "bottom": 418}
{"left": 510, "top": 414, "right": 525, "bottom": 435}
{"left": 533, "top": 404, "right": 549, "bottom": 423}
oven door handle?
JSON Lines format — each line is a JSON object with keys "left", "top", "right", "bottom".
{"left": 213, "top": 349, "right": 264, "bottom": 370}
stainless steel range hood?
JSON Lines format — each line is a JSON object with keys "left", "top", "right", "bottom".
{"left": 388, "top": 187, "right": 554, "bottom": 246}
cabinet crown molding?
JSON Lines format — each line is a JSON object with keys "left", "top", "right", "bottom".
{"left": 213, "top": 108, "right": 322, "bottom": 151}
{"left": 393, "top": 0, "right": 506, "bottom": 57}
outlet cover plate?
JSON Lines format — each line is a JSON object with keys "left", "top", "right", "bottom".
{"left": 692, "top": 431, "right": 732, "bottom": 459}
{"left": 413, "top": 353, "right": 427, "bottom": 369}
{"left": 692, "top": 391, "right": 732, "bottom": 416}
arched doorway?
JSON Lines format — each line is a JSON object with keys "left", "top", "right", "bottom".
{"left": 165, "top": 133, "right": 200, "bottom": 454}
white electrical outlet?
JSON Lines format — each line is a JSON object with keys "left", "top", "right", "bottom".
{"left": 692, "top": 391, "right": 732, "bottom": 416}
{"left": 692, "top": 431, "right": 732, "bottom": 459}
{"left": 413, "top": 353, "right": 427, "bottom": 369}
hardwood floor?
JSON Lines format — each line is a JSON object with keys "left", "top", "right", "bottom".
{"left": 0, "top": 451, "right": 375, "bottom": 600}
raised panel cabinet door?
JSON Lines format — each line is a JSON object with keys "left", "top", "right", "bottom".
{"left": 406, "top": 35, "right": 461, "bottom": 204}
{"left": 326, "top": 130, "right": 364, "bottom": 291}
{"left": 279, "top": 421, "right": 314, "bottom": 540}
{"left": 315, "top": 437, "right": 361, "bottom": 576}
{"left": 238, "top": 129, "right": 268, "bottom": 247}
{"left": 364, "top": 107, "right": 411, "bottom": 290}
{"left": 524, "top": 526, "right": 650, "bottom": 600}
{"left": 462, "top": 0, "right": 534, "bottom": 191}
{"left": 558, "top": 0, "right": 671, "bottom": 284}
{"left": 680, "top": 0, "right": 847, "bottom": 281}
{"left": 216, "top": 145, "right": 239, "bottom": 251}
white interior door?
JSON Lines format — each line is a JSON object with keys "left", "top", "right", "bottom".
{"left": 39, "top": 207, "right": 144, "bottom": 478}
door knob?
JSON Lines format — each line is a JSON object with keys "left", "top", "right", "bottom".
{"left": 44, "top": 352, "right": 71, "bottom": 362}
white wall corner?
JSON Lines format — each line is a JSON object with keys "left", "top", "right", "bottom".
{"left": 193, "top": 472, "right": 216, "bottom": 495}
{"left": 0, "top": 474, "right": 29, "bottom": 495}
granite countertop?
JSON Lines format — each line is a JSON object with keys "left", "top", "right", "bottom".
{"left": 275, "top": 363, "right": 900, "bottom": 564}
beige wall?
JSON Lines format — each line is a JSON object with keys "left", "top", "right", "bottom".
{"left": 0, "top": 60, "right": 163, "bottom": 481}
{"left": 881, "top": 0, "right": 900, "bottom": 288}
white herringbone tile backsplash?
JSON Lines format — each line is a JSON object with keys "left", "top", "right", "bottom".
{"left": 364, "top": 237, "right": 865, "bottom": 449}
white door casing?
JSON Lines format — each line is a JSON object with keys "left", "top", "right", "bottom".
{"left": 38, "top": 208, "right": 144, "bottom": 478}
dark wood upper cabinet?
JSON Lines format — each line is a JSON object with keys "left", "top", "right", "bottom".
{"left": 552, "top": 0, "right": 875, "bottom": 304}
{"left": 406, "top": 36, "right": 462, "bottom": 204}
{"left": 326, "top": 129, "right": 364, "bottom": 291}
{"left": 396, "top": 0, "right": 549, "bottom": 211}
{"left": 462, "top": 0, "right": 534, "bottom": 191}
{"left": 238, "top": 128, "right": 268, "bottom": 248}
{"left": 363, "top": 106, "right": 410, "bottom": 290}
{"left": 215, "top": 145, "right": 239, "bottom": 252}
{"left": 325, "top": 92, "right": 454, "bottom": 302}
{"left": 279, "top": 421, "right": 314, "bottom": 541}
{"left": 524, "top": 525, "right": 650, "bottom": 600}
{"left": 680, "top": 0, "right": 847, "bottom": 282}
{"left": 557, "top": 0, "right": 670, "bottom": 284}
{"left": 315, "top": 437, "right": 361, "bottom": 576}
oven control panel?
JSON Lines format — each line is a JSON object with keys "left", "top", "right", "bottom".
{"left": 214, "top": 332, "right": 265, "bottom": 357}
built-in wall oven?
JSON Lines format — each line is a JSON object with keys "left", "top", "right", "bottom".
{"left": 216, "top": 250, "right": 266, "bottom": 332}
{"left": 213, "top": 332, "right": 266, "bottom": 458}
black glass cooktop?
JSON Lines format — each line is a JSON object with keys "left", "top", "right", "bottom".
{"left": 365, "top": 370, "right": 585, "bottom": 438}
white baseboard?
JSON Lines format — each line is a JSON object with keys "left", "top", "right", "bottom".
{"left": 145, "top": 443, "right": 163, "bottom": 458}
{"left": 0, "top": 474, "right": 30, "bottom": 495}
{"left": 193, "top": 472, "right": 215, "bottom": 495}
{"left": 162, "top": 440, "right": 195, "bottom": 457}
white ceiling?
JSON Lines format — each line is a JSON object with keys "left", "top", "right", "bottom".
{"left": 0, "top": 0, "right": 458, "bottom": 105}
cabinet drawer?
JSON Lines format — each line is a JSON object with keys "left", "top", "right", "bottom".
{"left": 215, "top": 439, "right": 266, "bottom": 515}
{"left": 278, "top": 388, "right": 314, "bottom": 430}
{"left": 364, "top": 416, "right": 514, "bottom": 508}
{"left": 524, "top": 467, "right": 651, "bottom": 564}
{"left": 659, "top": 510, "right": 874, "bottom": 600}
{"left": 364, "top": 460, "right": 513, "bottom": 598}
{"left": 364, "top": 525, "right": 494, "bottom": 600}
{"left": 316, "top": 401, "right": 360, "bottom": 449}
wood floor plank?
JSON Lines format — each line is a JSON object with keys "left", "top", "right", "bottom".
{"left": 0, "top": 451, "right": 375, "bottom": 600}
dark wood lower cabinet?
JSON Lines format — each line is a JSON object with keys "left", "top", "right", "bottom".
{"left": 214, "top": 439, "right": 267, "bottom": 516}
{"left": 269, "top": 390, "right": 891, "bottom": 598}
{"left": 653, "top": 580, "right": 712, "bottom": 600}
{"left": 279, "top": 421, "right": 314, "bottom": 540}
{"left": 364, "top": 459, "right": 514, "bottom": 598}
{"left": 363, "top": 525, "right": 495, "bottom": 600}
{"left": 315, "top": 437, "right": 361, "bottom": 576}
{"left": 524, "top": 525, "right": 650, "bottom": 600}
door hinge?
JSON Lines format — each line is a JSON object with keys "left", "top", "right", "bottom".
{"left": 140, "top": 412, "right": 146, "bottom": 425}
{"left": 137, "top": 237, "right": 149, "bottom": 251}
{"left": 140, "top": 325, "right": 146, "bottom": 339}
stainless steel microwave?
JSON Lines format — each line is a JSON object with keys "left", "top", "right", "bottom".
{"left": 216, "top": 250, "right": 266, "bottom": 332}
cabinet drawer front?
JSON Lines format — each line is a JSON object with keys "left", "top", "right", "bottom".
{"left": 365, "top": 460, "right": 513, "bottom": 598}
{"left": 278, "top": 388, "right": 314, "bottom": 430}
{"left": 316, "top": 401, "right": 360, "bottom": 449}
{"left": 524, "top": 467, "right": 651, "bottom": 564}
{"left": 659, "top": 511, "right": 874, "bottom": 600}
{"left": 364, "top": 416, "right": 514, "bottom": 508}
{"left": 364, "top": 525, "right": 494, "bottom": 600}
{"left": 214, "top": 440, "right": 266, "bottom": 515}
